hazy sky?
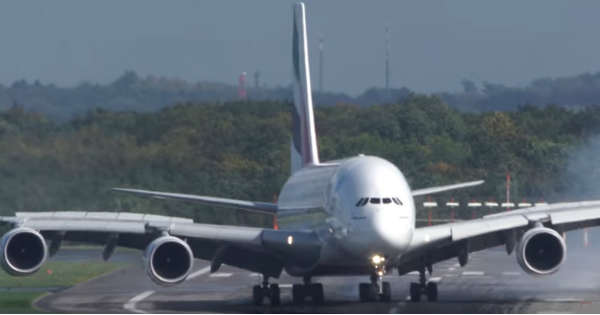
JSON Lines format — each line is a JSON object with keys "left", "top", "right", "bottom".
{"left": 1, "top": 0, "right": 599, "bottom": 95}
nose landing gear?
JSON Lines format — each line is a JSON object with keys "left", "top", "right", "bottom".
{"left": 359, "top": 255, "right": 391, "bottom": 302}
{"left": 409, "top": 267, "right": 438, "bottom": 302}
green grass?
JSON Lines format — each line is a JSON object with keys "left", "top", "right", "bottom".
{"left": 0, "top": 261, "right": 124, "bottom": 288}
{"left": 0, "top": 292, "right": 44, "bottom": 313}
{"left": 0, "top": 260, "right": 125, "bottom": 313}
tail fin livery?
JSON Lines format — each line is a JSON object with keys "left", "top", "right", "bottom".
{"left": 291, "top": 2, "right": 320, "bottom": 174}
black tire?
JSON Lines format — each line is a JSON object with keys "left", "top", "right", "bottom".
{"left": 409, "top": 282, "right": 421, "bottom": 302}
{"left": 310, "top": 283, "right": 324, "bottom": 305}
{"left": 380, "top": 282, "right": 391, "bottom": 302}
{"left": 426, "top": 282, "right": 438, "bottom": 302}
{"left": 270, "top": 284, "right": 280, "bottom": 306}
{"left": 359, "top": 283, "right": 370, "bottom": 302}
{"left": 252, "top": 285, "right": 263, "bottom": 306}
{"left": 292, "top": 284, "right": 305, "bottom": 305}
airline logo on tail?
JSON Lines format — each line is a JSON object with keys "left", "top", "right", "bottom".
{"left": 291, "top": 2, "right": 320, "bottom": 174}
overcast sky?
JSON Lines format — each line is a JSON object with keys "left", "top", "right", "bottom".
{"left": 0, "top": 0, "right": 599, "bottom": 95}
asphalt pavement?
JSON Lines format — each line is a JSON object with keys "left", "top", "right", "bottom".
{"left": 34, "top": 231, "right": 600, "bottom": 313}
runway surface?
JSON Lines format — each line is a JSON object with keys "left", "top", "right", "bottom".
{"left": 36, "top": 232, "right": 600, "bottom": 313}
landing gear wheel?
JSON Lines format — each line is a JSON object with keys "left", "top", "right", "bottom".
{"left": 380, "top": 281, "right": 391, "bottom": 302}
{"left": 358, "top": 283, "right": 377, "bottom": 302}
{"left": 252, "top": 285, "right": 264, "bottom": 305}
{"left": 426, "top": 282, "right": 438, "bottom": 302}
{"left": 359, "top": 283, "right": 370, "bottom": 302}
{"left": 409, "top": 282, "right": 421, "bottom": 302}
{"left": 270, "top": 284, "right": 281, "bottom": 306}
{"left": 310, "top": 283, "right": 324, "bottom": 304}
{"left": 292, "top": 284, "right": 305, "bottom": 304}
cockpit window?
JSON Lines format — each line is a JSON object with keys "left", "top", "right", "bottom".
{"left": 356, "top": 197, "right": 403, "bottom": 207}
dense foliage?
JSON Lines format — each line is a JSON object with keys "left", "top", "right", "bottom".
{"left": 1, "top": 96, "right": 600, "bottom": 226}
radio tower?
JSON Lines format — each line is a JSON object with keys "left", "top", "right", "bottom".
{"left": 385, "top": 27, "right": 390, "bottom": 94}
{"left": 238, "top": 72, "right": 247, "bottom": 100}
{"left": 319, "top": 33, "right": 324, "bottom": 94}
{"left": 254, "top": 70, "right": 260, "bottom": 89}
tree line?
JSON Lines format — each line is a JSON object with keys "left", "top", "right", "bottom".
{"left": 6, "top": 70, "right": 600, "bottom": 121}
{"left": 0, "top": 96, "right": 599, "bottom": 226}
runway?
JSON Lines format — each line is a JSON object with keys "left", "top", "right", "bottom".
{"left": 36, "top": 232, "right": 600, "bottom": 313}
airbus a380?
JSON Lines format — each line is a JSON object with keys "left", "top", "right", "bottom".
{"left": 2, "top": 2, "right": 600, "bottom": 307}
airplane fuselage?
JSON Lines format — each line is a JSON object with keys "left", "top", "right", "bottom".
{"left": 277, "top": 155, "right": 415, "bottom": 276}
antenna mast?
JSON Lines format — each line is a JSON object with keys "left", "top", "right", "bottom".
{"left": 318, "top": 33, "right": 324, "bottom": 94}
{"left": 385, "top": 27, "right": 390, "bottom": 94}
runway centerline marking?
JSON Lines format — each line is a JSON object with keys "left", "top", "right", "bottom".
{"left": 407, "top": 271, "right": 419, "bottom": 275}
{"left": 188, "top": 266, "right": 211, "bottom": 280}
{"left": 123, "top": 290, "right": 154, "bottom": 314}
{"left": 462, "top": 271, "right": 485, "bottom": 276}
{"left": 279, "top": 284, "right": 293, "bottom": 288}
{"left": 429, "top": 277, "right": 443, "bottom": 282}
{"left": 210, "top": 272, "right": 233, "bottom": 278}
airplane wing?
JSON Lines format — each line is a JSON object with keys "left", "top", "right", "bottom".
{"left": 411, "top": 180, "right": 484, "bottom": 197}
{"left": 112, "top": 188, "right": 278, "bottom": 215}
{"left": 0, "top": 211, "right": 320, "bottom": 278}
{"left": 398, "top": 200, "right": 600, "bottom": 274}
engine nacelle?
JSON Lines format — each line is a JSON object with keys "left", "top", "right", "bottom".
{"left": 144, "top": 235, "right": 193, "bottom": 286}
{"left": 516, "top": 226, "right": 566, "bottom": 275}
{"left": 0, "top": 227, "right": 48, "bottom": 276}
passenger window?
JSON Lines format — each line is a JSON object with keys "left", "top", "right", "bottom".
{"left": 370, "top": 198, "right": 381, "bottom": 204}
{"left": 382, "top": 198, "right": 391, "bottom": 204}
{"left": 361, "top": 198, "right": 369, "bottom": 206}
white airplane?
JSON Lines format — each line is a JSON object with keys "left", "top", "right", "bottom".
{"left": 2, "top": 2, "right": 600, "bottom": 306}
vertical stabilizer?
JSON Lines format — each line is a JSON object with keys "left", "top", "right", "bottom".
{"left": 291, "top": 2, "right": 320, "bottom": 174}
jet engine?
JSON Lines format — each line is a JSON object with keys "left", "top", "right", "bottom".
{"left": 516, "top": 226, "right": 566, "bottom": 275}
{"left": 0, "top": 227, "right": 48, "bottom": 276}
{"left": 144, "top": 235, "right": 194, "bottom": 286}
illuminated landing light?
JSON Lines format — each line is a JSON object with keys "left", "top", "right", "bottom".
{"left": 371, "top": 254, "right": 385, "bottom": 265}
{"left": 287, "top": 235, "right": 294, "bottom": 245}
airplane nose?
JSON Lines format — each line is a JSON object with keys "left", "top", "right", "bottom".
{"left": 372, "top": 209, "right": 412, "bottom": 252}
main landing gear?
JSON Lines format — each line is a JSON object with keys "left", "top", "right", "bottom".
{"left": 292, "top": 276, "right": 324, "bottom": 305}
{"left": 409, "top": 267, "right": 438, "bottom": 302}
{"left": 252, "top": 276, "right": 280, "bottom": 306}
